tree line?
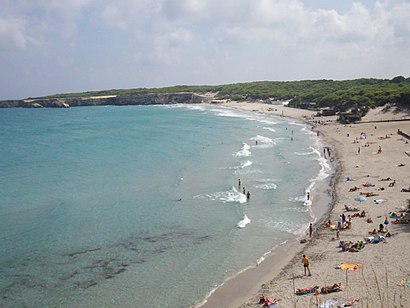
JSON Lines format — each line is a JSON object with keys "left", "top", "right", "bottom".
{"left": 43, "top": 76, "right": 410, "bottom": 112}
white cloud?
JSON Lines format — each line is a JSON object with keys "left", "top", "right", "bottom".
{"left": 138, "top": 27, "right": 193, "bottom": 65}
{"left": 0, "top": 16, "right": 28, "bottom": 49}
{"left": 101, "top": 4, "right": 128, "bottom": 29}
{"left": 390, "top": 2, "right": 410, "bottom": 43}
{"left": 1, "top": 0, "right": 409, "bottom": 99}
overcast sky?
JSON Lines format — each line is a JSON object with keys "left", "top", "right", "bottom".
{"left": 1, "top": 0, "right": 409, "bottom": 100}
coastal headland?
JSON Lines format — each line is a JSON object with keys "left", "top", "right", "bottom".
{"left": 201, "top": 101, "right": 410, "bottom": 308}
{"left": 0, "top": 93, "right": 208, "bottom": 108}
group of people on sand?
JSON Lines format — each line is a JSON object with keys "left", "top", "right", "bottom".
{"left": 337, "top": 213, "right": 352, "bottom": 230}
{"left": 294, "top": 282, "right": 342, "bottom": 296}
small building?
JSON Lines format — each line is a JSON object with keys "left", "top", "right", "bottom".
{"left": 338, "top": 112, "right": 362, "bottom": 124}
{"left": 320, "top": 109, "right": 337, "bottom": 116}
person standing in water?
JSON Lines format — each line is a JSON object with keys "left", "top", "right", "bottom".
{"left": 238, "top": 179, "right": 241, "bottom": 189}
{"left": 246, "top": 191, "right": 250, "bottom": 200}
{"left": 309, "top": 223, "right": 313, "bottom": 237}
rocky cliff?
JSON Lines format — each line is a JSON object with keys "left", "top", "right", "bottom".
{"left": 0, "top": 93, "right": 209, "bottom": 108}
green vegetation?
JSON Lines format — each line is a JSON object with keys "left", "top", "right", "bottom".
{"left": 42, "top": 76, "right": 410, "bottom": 112}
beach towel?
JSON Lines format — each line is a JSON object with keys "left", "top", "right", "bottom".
{"left": 337, "top": 263, "right": 359, "bottom": 271}
{"left": 320, "top": 299, "right": 338, "bottom": 308}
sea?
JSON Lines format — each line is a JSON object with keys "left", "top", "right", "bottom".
{"left": 0, "top": 104, "right": 331, "bottom": 308}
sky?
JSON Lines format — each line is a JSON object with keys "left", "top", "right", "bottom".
{"left": 0, "top": 0, "right": 409, "bottom": 100}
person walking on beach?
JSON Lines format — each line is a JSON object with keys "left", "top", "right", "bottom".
{"left": 302, "top": 254, "right": 311, "bottom": 276}
{"left": 309, "top": 223, "right": 313, "bottom": 238}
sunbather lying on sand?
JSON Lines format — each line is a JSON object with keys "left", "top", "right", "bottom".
{"left": 351, "top": 211, "right": 365, "bottom": 218}
{"left": 393, "top": 219, "right": 410, "bottom": 224}
{"left": 349, "top": 186, "right": 359, "bottom": 192}
{"left": 400, "top": 187, "right": 410, "bottom": 192}
{"left": 387, "top": 211, "right": 405, "bottom": 218}
{"left": 342, "top": 298, "right": 360, "bottom": 307}
{"left": 365, "top": 235, "right": 387, "bottom": 244}
{"left": 380, "top": 177, "right": 392, "bottom": 181}
{"left": 259, "top": 296, "right": 279, "bottom": 307}
{"left": 320, "top": 283, "right": 342, "bottom": 294}
{"left": 361, "top": 192, "right": 378, "bottom": 197}
{"left": 344, "top": 205, "right": 359, "bottom": 211}
{"left": 339, "top": 240, "right": 365, "bottom": 252}
{"left": 295, "top": 286, "right": 319, "bottom": 295}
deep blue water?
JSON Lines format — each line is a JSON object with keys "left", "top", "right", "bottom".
{"left": 0, "top": 105, "right": 329, "bottom": 307}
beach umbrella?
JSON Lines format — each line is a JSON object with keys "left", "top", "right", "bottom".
{"left": 354, "top": 196, "right": 367, "bottom": 203}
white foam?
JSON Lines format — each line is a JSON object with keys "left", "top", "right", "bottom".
{"left": 264, "top": 218, "right": 307, "bottom": 236}
{"left": 259, "top": 126, "right": 276, "bottom": 132}
{"left": 294, "top": 147, "right": 316, "bottom": 156}
{"left": 251, "top": 135, "right": 275, "bottom": 148}
{"left": 304, "top": 199, "right": 312, "bottom": 207}
{"left": 316, "top": 155, "right": 331, "bottom": 181}
{"left": 240, "top": 160, "right": 252, "bottom": 168}
{"left": 256, "top": 240, "right": 288, "bottom": 265}
{"left": 210, "top": 108, "right": 247, "bottom": 119}
{"left": 237, "top": 214, "right": 251, "bottom": 228}
{"left": 254, "top": 183, "right": 277, "bottom": 190}
{"left": 234, "top": 143, "right": 251, "bottom": 157}
{"left": 194, "top": 187, "right": 247, "bottom": 204}
{"left": 234, "top": 169, "right": 262, "bottom": 176}
{"left": 289, "top": 196, "right": 306, "bottom": 203}
{"left": 256, "top": 119, "right": 277, "bottom": 125}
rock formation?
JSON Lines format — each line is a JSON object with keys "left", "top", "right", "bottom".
{"left": 0, "top": 93, "right": 209, "bottom": 108}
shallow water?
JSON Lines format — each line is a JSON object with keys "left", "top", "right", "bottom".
{"left": 0, "top": 105, "right": 330, "bottom": 307}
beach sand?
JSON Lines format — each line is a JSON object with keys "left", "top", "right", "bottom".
{"left": 201, "top": 102, "right": 410, "bottom": 308}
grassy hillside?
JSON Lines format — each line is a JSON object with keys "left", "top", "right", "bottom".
{"left": 43, "top": 77, "right": 410, "bottom": 112}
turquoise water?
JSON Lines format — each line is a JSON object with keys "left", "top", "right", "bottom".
{"left": 0, "top": 105, "right": 329, "bottom": 307}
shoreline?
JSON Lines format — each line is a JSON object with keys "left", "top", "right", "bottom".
{"left": 201, "top": 102, "right": 410, "bottom": 307}
{"left": 198, "top": 102, "right": 337, "bottom": 308}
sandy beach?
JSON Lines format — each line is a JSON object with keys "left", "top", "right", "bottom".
{"left": 202, "top": 101, "right": 410, "bottom": 307}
